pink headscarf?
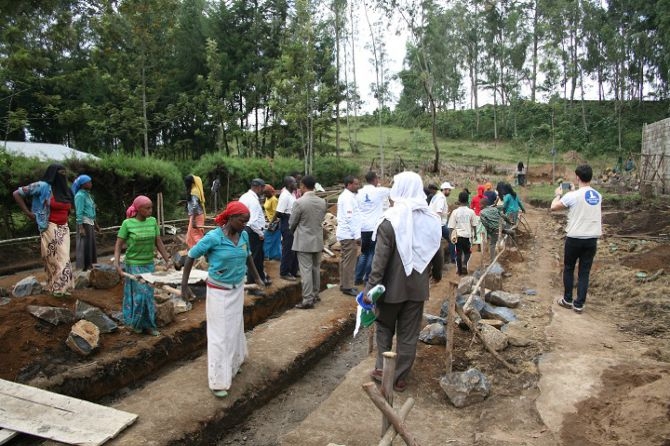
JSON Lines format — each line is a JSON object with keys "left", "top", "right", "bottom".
{"left": 214, "top": 201, "right": 250, "bottom": 226}
{"left": 126, "top": 195, "right": 152, "bottom": 218}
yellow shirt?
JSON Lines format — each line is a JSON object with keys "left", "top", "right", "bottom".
{"left": 263, "top": 195, "right": 278, "bottom": 222}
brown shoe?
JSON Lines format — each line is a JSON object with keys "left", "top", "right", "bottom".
{"left": 370, "top": 369, "right": 383, "bottom": 383}
{"left": 393, "top": 379, "right": 407, "bottom": 392}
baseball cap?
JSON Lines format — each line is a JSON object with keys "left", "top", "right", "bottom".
{"left": 251, "top": 178, "right": 265, "bottom": 187}
{"left": 440, "top": 182, "right": 454, "bottom": 190}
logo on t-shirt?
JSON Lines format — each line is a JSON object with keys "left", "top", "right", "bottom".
{"left": 584, "top": 190, "right": 600, "bottom": 206}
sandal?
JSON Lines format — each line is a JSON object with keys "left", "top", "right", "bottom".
{"left": 211, "top": 389, "right": 229, "bottom": 398}
{"left": 394, "top": 379, "right": 408, "bottom": 392}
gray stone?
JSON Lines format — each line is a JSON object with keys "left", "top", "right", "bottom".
{"left": 523, "top": 288, "right": 537, "bottom": 296}
{"left": 155, "top": 300, "right": 175, "bottom": 327}
{"left": 457, "top": 276, "right": 475, "bottom": 296}
{"left": 12, "top": 276, "right": 42, "bottom": 297}
{"left": 440, "top": 368, "right": 491, "bottom": 408}
{"left": 456, "top": 293, "right": 486, "bottom": 313}
{"left": 89, "top": 264, "right": 120, "bottom": 289}
{"left": 27, "top": 305, "right": 75, "bottom": 326}
{"left": 0, "top": 297, "right": 10, "bottom": 306}
{"left": 501, "top": 320, "right": 534, "bottom": 347}
{"left": 478, "top": 322, "right": 508, "bottom": 351}
{"left": 486, "top": 290, "right": 521, "bottom": 308}
{"left": 424, "top": 313, "right": 446, "bottom": 325}
{"left": 66, "top": 320, "right": 100, "bottom": 356}
{"left": 73, "top": 270, "right": 90, "bottom": 289}
{"left": 75, "top": 300, "right": 118, "bottom": 333}
{"left": 481, "top": 303, "right": 517, "bottom": 324}
{"left": 479, "top": 262, "right": 504, "bottom": 291}
{"left": 419, "top": 323, "right": 447, "bottom": 345}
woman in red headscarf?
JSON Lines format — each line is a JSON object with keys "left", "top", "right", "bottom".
{"left": 180, "top": 201, "right": 264, "bottom": 398}
{"left": 113, "top": 195, "right": 171, "bottom": 336}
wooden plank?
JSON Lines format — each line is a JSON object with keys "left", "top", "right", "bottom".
{"left": 0, "top": 429, "right": 18, "bottom": 445}
{"left": 0, "top": 379, "right": 137, "bottom": 446}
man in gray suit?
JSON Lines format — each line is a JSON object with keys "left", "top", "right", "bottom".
{"left": 289, "top": 175, "right": 328, "bottom": 309}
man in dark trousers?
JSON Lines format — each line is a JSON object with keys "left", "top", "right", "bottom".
{"left": 276, "top": 176, "right": 299, "bottom": 281}
{"left": 290, "top": 175, "right": 327, "bottom": 309}
{"left": 551, "top": 164, "right": 602, "bottom": 313}
{"left": 239, "top": 178, "right": 271, "bottom": 287}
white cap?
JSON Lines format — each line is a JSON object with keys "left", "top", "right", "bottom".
{"left": 440, "top": 182, "right": 454, "bottom": 190}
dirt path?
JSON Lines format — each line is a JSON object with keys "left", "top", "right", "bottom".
{"left": 221, "top": 205, "right": 670, "bottom": 445}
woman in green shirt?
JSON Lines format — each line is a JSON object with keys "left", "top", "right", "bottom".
{"left": 113, "top": 195, "right": 171, "bottom": 336}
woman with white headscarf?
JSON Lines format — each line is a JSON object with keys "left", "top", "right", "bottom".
{"left": 363, "top": 171, "right": 442, "bottom": 392}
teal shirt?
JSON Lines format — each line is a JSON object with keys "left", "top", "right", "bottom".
{"left": 75, "top": 189, "right": 96, "bottom": 224}
{"left": 502, "top": 194, "right": 524, "bottom": 214}
{"left": 188, "top": 227, "right": 250, "bottom": 285}
{"left": 117, "top": 217, "right": 160, "bottom": 266}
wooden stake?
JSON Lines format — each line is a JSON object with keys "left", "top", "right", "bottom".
{"left": 380, "top": 352, "right": 397, "bottom": 436}
{"left": 362, "top": 383, "right": 421, "bottom": 446}
{"left": 445, "top": 282, "right": 457, "bottom": 374}
{"left": 378, "top": 398, "right": 415, "bottom": 446}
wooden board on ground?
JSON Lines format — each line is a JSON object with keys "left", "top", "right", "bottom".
{"left": 0, "top": 379, "right": 137, "bottom": 446}
{"left": 140, "top": 269, "right": 208, "bottom": 284}
{"left": 0, "top": 429, "right": 17, "bottom": 445}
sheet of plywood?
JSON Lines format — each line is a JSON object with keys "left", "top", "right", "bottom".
{"left": 140, "top": 268, "right": 208, "bottom": 284}
{"left": 0, "top": 379, "right": 137, "bottom": 446}
{"left": 0, "top": 429, "right": 17, "bottom": 445}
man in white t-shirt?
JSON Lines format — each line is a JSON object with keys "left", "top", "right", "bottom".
{"left": 447, "top": 191, "right": 476, "bottom": 275}
{"left": 438, "top": 181, "right": 456, "bottom": 262}
{"left": 355, "top": 171, "right": 390, "bottom": 285}
{"left": 276, "top": 176, "right": 298, "bottom": 281}
{"left": 336, "top": 175, "right": 361, "bottom": 296}
{"left": 550, "top": 164, "right": 602, "bottom": 313}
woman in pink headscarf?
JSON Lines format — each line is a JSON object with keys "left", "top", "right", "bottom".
{"left": 113, "top": 195, "right": 171, "bottom": 336}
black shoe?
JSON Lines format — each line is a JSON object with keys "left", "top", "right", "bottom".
{"left": 295, "top": 302, "right": 314, "bottom": 309}
{"left": 280, "top": 274, "right": 297, "bottom": 282}
{"left": 314, "top": 295, "right": 321, "bottom": 302}
{"left": 263, "top": 279, "right": 273, "bottom": 286}
{"left": 340, "top": 287, "right": 358, "bottom": 296}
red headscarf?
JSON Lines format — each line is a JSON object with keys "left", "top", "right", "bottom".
{"left": 214, "top": 201, "right": 250, "bottom": 226}
{"left": 264, "top": 184, "right": 276, "bottom": 195}
{"left": 126, "top": 195, "right": 152, "bottom": 218}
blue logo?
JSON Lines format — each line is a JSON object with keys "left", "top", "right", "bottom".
{"left": 584, "top": 190, "right": 600, "bottom": 206}
{"left": 364, "top": 193, "right": 371, "bottom": 203}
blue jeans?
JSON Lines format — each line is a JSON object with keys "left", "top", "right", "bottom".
{"left": 355, "top": 231, "right": 375, "bottom": 283}
{"left": 563, "top": 237, "right": 598, "bottom": 309}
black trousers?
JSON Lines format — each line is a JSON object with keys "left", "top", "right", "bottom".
{"left": 245, "top": 227, "right": 266, "bottom": 283}
{"left": 279, "top": 215, "right": 298, "bottom": 277}
{"left": 455, "top": 237, "right": 472, "bottom": 274}
{"left": 563, "top": 237, "right": 598, "bottom": 309}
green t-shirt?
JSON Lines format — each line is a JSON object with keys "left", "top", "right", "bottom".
{"left": 117, "top": 216, "right": 160, "bottom": 265}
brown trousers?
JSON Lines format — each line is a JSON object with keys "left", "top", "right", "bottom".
{"left": 339, "top": 239, "right": 359, "bottom": 289}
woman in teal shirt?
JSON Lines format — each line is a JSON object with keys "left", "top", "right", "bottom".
{"left": 72, "top": 174, "right": 100, "bottom": 271}
{"left": 113, "top": 195, "right": 171, "bottom": 336}
{"left": 501, "top": 183, "right": 525, "bottom": 224}
{"left": 181, "top": 201, "right": 264, "bottom": 398}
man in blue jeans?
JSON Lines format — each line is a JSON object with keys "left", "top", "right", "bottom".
{"left": 355, "top": 171, "right": 390, "bottom": 285}
{"left": 550, "top": 164, "right": 602, "bottom": 313}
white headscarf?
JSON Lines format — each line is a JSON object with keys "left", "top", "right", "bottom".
{"left": 375, "top": 171, "right": 441, "bottom": 276}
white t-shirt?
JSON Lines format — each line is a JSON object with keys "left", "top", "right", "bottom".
{"left": 429, "top": 191, "right": 448, "bottom": 225}
{"left": 447, "top": 205, "right": 476, "bottom": 238}
{"left": 276, "top": 188, "right": 296, "bottom": 215}
{"left": 336, "top": 188, "right": 361, "bottom": 241}
{"left": 560, "top": 186, "right": 602, "bottom": 238}
{"left": 357, "top": 184, "right": 390, "bottom": 232}
{"left": 238, "top": 189, "right": 265, "bottom": 236}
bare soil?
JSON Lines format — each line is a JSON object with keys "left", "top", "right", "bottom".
{"left": 1, "top": 190, "right": 670, "bottom": 445}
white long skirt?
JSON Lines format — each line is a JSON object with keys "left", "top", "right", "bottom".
{"left": 206, "top": 284, "right": 247, "bottom": 391}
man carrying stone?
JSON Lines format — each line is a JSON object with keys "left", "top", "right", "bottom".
{"left": 290, "top": 175, "right": 327, "bottom": 309}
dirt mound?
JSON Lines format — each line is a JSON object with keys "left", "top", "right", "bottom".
{"left": 562, "top": 365, "right": 670, "bottom": 446}
{"left": 620, "top": 244, "right": 670, "bottom": 271}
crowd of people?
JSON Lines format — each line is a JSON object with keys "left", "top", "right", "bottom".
{"left": 13, "top": 161, "right": 603, "bottom": 398}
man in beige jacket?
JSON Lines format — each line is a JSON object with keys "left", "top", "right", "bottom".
{"left": 289, "top": 175, "right": 328, "bottom": 309}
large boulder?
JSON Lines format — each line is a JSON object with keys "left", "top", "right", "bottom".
{"left": 419, "top": 323, "right": 447, "bottom": 345}
{"left": 66, "top": 320, "right": 100, "bottom": 356}
{"left": 486, "top": 290, "right": 521, "bottom": 308}
{"left": 27, "top": 305, "right": 74, "bottom": 325}
{"left": 478, "top": 322, "right": 508, "bottom": 351}
{"left": 12, "top": 276, "right": 42, "bottom": 297}
{"left": 75, "top": 300, "right": 118, "bottom": 333}
{"left": 73, "top": 270, "right": 91, "bottom": 289}
{"left": 440, "top": 368, "right": 491, "bottom": 408}
{"left": 155, "top": 300, "right": 175, "bottom": 327}
{"left": 89, "top": 264, "right": 120, "bottom": 289}
{"left": 480, "top": 303, "right": 517, "bottom": 324}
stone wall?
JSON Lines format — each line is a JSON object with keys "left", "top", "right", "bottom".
{"left": 641, "top": 117, "right": 670, "bottom": 194}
